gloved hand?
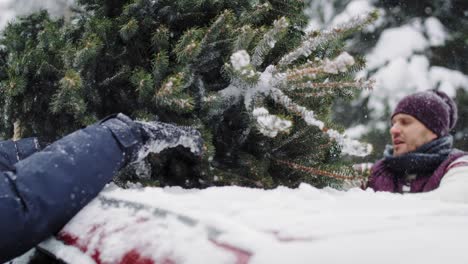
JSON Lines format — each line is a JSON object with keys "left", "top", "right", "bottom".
{"left": 101, "top": 113, "right": 204, "bottom": 165}
{"left": 133, "top": 120, "right": 204, "bottom": 163}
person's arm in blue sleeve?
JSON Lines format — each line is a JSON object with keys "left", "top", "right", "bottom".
{"left": 0, "top": 137, "right": 42, "bottom": 171}
{"left": 0, "top": 114, "right": 143, "bottom": 263}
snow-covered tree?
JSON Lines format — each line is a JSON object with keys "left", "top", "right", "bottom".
{"left": 0, "top": 0, "right": 376, "bottom": 188}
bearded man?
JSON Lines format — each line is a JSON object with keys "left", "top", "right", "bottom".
{"left": 367, "top": 90, "right": 468, "bottom": 202}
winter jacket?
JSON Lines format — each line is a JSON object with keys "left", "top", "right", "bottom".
{"left": 368, "top": 153, "right": 468, "bottom": 203}
{"left": 0, "top": 117, "right": 142, "bottom": 263}
{"left": 420, "top": 154, "right": 468, "bottom": 203}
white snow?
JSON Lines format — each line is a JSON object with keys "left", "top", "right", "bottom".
{"left": 0, "top": 0, "right": 14, "bottom": 30}
{"left": 326, "top": 129, "right": 373, "bottom": 157}
{"left": 329, "top": 0, "right": 385, "bottom": 32}
{"left": 366, "top": 55, "right": 430, "bottom": 115}
{"left": 366, "top": 23, "right": 429, "bottom": 70}
{"left": 0, "top": 0, "right": 74, "bottom": 31}
{"left": 37, "top": 183, "right": 468, "bottom": 264}
{"left": 429, "top": 66, "right": 468, "bottom": 97}
{"left": 344, "top": 124, "right": 369, "bottom": 139}
{"left": 355, "top": 4, "right": 466, "bottom": 124}
{"left": 305, "top": 0, "right": 384, "bottom": 33}
{"left": 230, "top": 50, "right": 251, "bottom": 71}
{"left": 363, "top": 54, "right": 468, "bottom": 119}
{"left": 253, "top": 107, "right": 292, "bottom": 138}
{"left": 322, "top": 52, "right": 355, "bottom": 74}
{"left": 305, "top": 0, "right": 335, "bottom": 31}
{"left": 366, "top": 17, "right": 449, "bottom": 71}
{"left": 134, "top": 120, "right": 203, "bottom": 162}
{"left": 425, "top": 17, "right": 448, "bottom": 46}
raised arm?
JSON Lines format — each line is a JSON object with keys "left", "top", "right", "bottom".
{"left": 0, "top": 115, "right": 142, "bottom": 262}
{"left": 0, "top": 137, "right": 41, "bottom": 171}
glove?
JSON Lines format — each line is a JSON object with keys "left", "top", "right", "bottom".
{"left": 134, "top": 120, "right": 204, "bottom": 163}
{"left": 101, "top": 113, "right": 204, "bottom": 165}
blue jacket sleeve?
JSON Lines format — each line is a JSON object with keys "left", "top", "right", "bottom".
{"left": 0, "top": 119, "right": 142, "bottom": 263}
{"left": 0, "top": 137, "right": 41, "bottom": 171}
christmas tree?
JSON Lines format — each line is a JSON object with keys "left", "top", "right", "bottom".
{"left": 0, "top": 0, "right": 376, "bottom": 188}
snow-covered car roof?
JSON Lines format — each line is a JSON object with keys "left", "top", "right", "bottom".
{"left": 37, "top": 184, "right": 468, "bottom": 264}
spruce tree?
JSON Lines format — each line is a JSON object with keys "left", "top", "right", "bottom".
{"left": 0, "top": 0, "right": 375, "bottom": 188}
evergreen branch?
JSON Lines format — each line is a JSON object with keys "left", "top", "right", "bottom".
{"left": 199, "top": 10, "right": 232, "bottom": 48}
{"left": 51, "top": 70, "right": 86, "bottom": 117}
{"left": 269, "top": 88, "right": 372, "bottom": 156}
{"left": 155, "top": 74, "right": 182, "bottom": 98}
{"left": 119, "top": 18, "right": 139, "bottom": 42}
{"left": 286, "top": 52, "right": 356, "bottom": 81}
{"left": 286, "top": 66, "right": 321, "bottom": 81}
{"left": 98, "top": 66, "right": 130, "bottom": 87}
{"left": 253, "top": 107, "right": 292, "bottom": 137}
{"left": 151, "top": 26, "right": 170, "bottom": 51}
{"left": 291, "top": 79, "right": 375, "bottom": 91}
{"left": 154, "top": 73, "right": 194, "bottom": 113}
{"left": 232, "top": 25, "right": 257, "bottom": 52}
{"left": 130, "top": 68, "right": 154, "bottom": 103}
{"left": 156, "top": 96, "right": 194, "bottom": 113}
{"left": 193, "top": 10, "right": 234, "bottom": 66}
{"left": 270, "top": 88, "right": 325, "bottom": 129}
{"left": 152, "top": 50, "right": 169, "bottom": 87}
{"left": 60, "top": 70, "right": 82, "bottom": 90}
{"left": 239, "top": 2, "right": 272, "bottom": 25}
{"left": 3, "top": 76, "right": 27, "bottom": 97}
{"left": 271, "top": 126, "right": 313, "bottom": 153}
{"left": 278, "top": 12, "right": 377, "bottom": 67}
{"left": 192, "top": 0, "right": 207, "bottom": 8}
{"left": 73, "top": 34, "right": 104, "bottom": 68}
{"left": 226, "top": 50, "right": 260, "bottom": 88}
{"left": 174, "top": 28, "right": 204, "bottom": 63}
{"left": 274, "top": 159, "right": 359, "bottom": 181}
{"left": 289, "top": 90, "right": 337, "bottom": 98}
{"left": 251, "top": 17, "right": 289, "bottom": 68}
{"left": 325, "top": 128, "right": 373, "bottom": 157}
{"left": 202, "top": 38, "right": 238, "bottom": 55}
{"left": 269, "top": 0, "right": 305, "bottom": 15}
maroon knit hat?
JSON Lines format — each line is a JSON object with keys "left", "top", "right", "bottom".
{"left": 391, "top": 90, "right": 458, "bottom": 137}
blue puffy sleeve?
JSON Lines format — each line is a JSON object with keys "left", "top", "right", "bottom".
{"left": 0, "top": 137, "right": 41, "bottom": 171}
{"left": 0, "top": 116, "right": 142, "bottom": 263}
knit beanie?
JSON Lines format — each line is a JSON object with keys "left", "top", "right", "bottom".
{"left": 391, "top": 90, "right": 458, "bottom": 137}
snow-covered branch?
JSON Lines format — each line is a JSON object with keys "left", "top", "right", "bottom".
{"left": 278, "top": 13, "right": 376, "bottom": 67}
{"left": 251, "top": 17, "right": 289, "bottom": 67}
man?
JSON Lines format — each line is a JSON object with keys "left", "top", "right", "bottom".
{"left": 0, "top": 113, "right": 203, "bottom": 262}
{"left": 367, "top": 90, "right": 468, "bottom": 202}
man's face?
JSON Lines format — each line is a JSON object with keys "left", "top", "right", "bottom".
{"left": 390, "top": 113, "right": 438, "bottom": 156}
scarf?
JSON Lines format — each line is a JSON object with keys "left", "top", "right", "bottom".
{"left": 383, "top": 136, "right": 453, "bottom": 175}
{"left": 368, "top": 136, "right": 465, "bottom": 193}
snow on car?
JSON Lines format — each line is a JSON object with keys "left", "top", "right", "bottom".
{"left": 36, "top": 183, "right": 468, "bottom": 264}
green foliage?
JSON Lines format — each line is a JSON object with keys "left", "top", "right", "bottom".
{"left": 51, "top": 70, "right": 86, "bottom": 117}
{"left": 0, "top": 0, "right": 374, "bottom": 188}
{"left": 130, "top": 68, "right": 154, "bottom": 104}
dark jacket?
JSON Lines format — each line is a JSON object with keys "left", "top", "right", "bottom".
{"left": 368, "top": 150, "right": 467, "bottom": 193}
{"left": 0, "top": 118, "right": 141, "bottom": 262}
